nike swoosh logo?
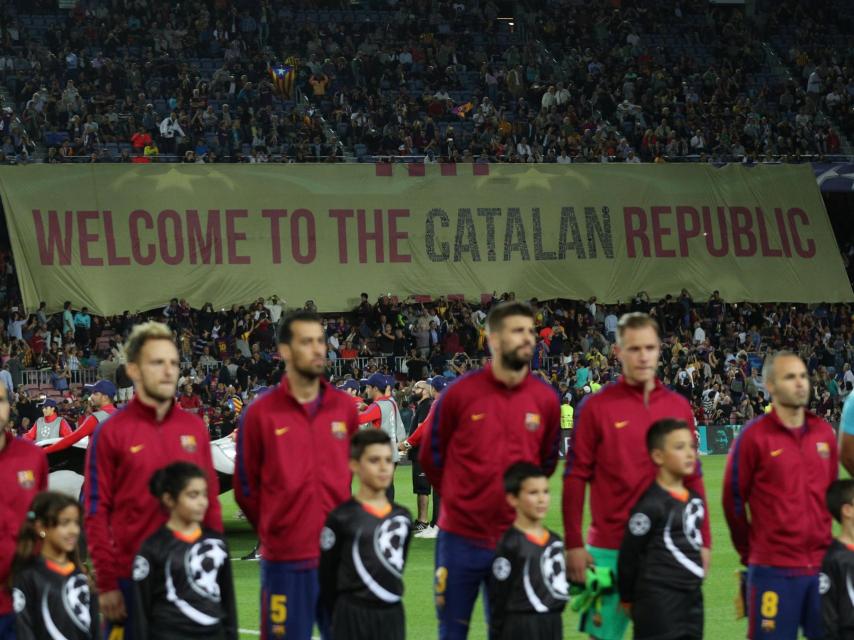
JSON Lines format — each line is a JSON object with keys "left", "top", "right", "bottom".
{"left": 615, "top": 420, "right": 629, "bottom": 429}
{"left": 471, "top": 414, "right": 486, "bottom": 421}
{"left": 130, "top": 444, "right": 144, "bottom": 453}
{"left": 771, "top": 449, "right": 783, "bottom": 457}
{"left": 275, "top": 427, "right": 289, "bottom": 436}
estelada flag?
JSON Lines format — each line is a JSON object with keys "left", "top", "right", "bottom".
{"left": 452, "top": 101, "right": 473, "bottom": 118}
{"left": 270, "top": 56, "right": 298, "bottom": 98}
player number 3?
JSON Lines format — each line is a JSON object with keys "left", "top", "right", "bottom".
{"left": 760, "top": 591, "right": 778, "bottom": 618}
{"left": 270, "top": 594, "right": 287, "bottom": 624}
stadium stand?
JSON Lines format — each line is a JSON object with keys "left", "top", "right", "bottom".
{"left": 0, "top": 236, "right": 851, "bottom": 440}
{"left": 0, "top": 0, "right": 852, "bottom": 163}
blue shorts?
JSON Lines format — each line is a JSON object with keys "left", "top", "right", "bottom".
{"left": 747, "top": 565, "right": 822, "bottom": 640}
{"left": 434, "top": 530, "right": 496, "bottom": 640}
{"left": 0, "top": 613, "right": 15, "bottom": 640}
{"left": 102, "top": 578, "right": 136, "bottom": 640}
{"left": 260, "top": 559, "right": 330, "bottom": 640}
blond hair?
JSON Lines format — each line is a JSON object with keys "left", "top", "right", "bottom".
{"left": 124, "top": 321, "right": 175, "bottom": 364}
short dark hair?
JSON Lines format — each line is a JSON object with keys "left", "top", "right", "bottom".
{"left": 278, "top": 310, "right": 322, "bottom": 344}
{"left": 486, "top": 301, "right": 534, "bottom": 333}
{"left": 350, "top": 429, "right": 392, "bottom": 460}
{"left": 827, "top": 479, "right": 854, "bottom": 523}
{"left": 503, "top": 461, "right": 546, "bottom": 495}
{"left": 646, "top": 418, "right": 691, "bottom": 453}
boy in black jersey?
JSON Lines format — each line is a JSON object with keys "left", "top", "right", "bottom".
{"left": 821, "top": 479, "right": 854, "bottom": 639}
{"left": 488, "top": 462, "right": 568, "bottom": 640}
{"left": 132, "top": 462, "right": 237, "bottom": 640}
{"left": 618, "top": 418, "right": 705, "bottom": 640}
{"left": 319, "top": 429, "right": 413, "bottom": 640}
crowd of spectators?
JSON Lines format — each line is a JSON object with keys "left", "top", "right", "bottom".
{"left": 0, "top": 242, "right": 852, "bottom": 443}
{"left": 0, "top": 0, "right": 852, "bottom": 164}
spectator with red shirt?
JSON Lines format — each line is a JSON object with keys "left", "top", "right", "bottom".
{"left": 178, "top": 383, "right": 202, "bottom": 414}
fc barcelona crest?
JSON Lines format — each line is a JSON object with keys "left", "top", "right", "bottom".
{"left": 17, "top": 470, "right": 35, "bottom": 489}
{"left": 331, "top": 421, "right": 348, "bottom": 439}
{"left": 180, "top": 435, "right": 198, "bottom": 453}
{"left": 525, "top": 413, "right": 541, "bottom": 432}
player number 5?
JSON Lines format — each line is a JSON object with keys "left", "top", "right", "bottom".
{"left": 270, "top": 594, "right": 287, "bottom": 624}
{"left": 760, "top": 591, "right": 778, "bottom": 618}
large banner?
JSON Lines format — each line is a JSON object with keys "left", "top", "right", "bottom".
{"left": 0, "top": 164, "right": 851, "bottom": 315}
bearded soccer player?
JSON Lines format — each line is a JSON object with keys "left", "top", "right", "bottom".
{"left": 234, "top": 310, "right": 359, "bottom": 640}
{"left": 563, "top": 312, "right": 710, "bottom": 640}
{"left": 0, "top": 384, "right": 48, "bottom": 640}
{"left": 419, "top": 301, "right": 560, "bottom": 640}
{"left": 85, "top": 322, "right": 223, "bottom": 640}
{"left": 724, "top": 352, "right": 837, "bottom": 640}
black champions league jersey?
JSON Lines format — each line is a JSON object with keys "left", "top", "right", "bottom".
{"left": 488, "top": 527, "right": 569, "bottom": 636}
{"left": 319, "top": 499, "right": 413, "bottom": 609}
{"left": 12, "top": 558, "right": 99, "bottom": 640}
{"left": 617, "top": 482, "right": 706, "bottom": 603}
{"left": 820, "top": 539, "right": 854, "bottom": 640}
{"left": 132, "top": 527, "right": 237, "bottom": 640}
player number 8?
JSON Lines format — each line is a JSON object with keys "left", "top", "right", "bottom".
{"left": 760, "top": 591, "right": 778, "bottom": 618}
{"left": 271, "top": 594, "right": 287, "bottom": 624}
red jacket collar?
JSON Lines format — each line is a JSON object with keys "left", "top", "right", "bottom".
{"left": 278, "top": 374, "right": 331, "bottom": 404}
{"left": 484, "top": 363, "right": 531, "bottom": 390}
{"left": 763, "top": 407, "right": 820, "bottom": 432}
{"left": 127, "top": 396, "right": 176, "bottom": 423}
{"left": 616, "top": 375, "right": 664, "bottom": 396}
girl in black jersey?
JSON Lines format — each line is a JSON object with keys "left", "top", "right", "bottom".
{"left": 12, "top": 492, "right": 98, "bottom": 640}
{"left": 132, "top": 462, "right": 237, "bottom": 640}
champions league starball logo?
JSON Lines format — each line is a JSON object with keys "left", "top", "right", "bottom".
{"left": 683, "top": 498, "right": 705, "bottom": 550}
{"left": 373, "top": 515, "right": 410, "bottom": 578}
{"left": 185, "top": 539, "right": 229, "bottom": 602}
{"left": 62, "top": 574, "right": 92, "bottom": 632}
{"left": 541, "top": 541, "right": 569, "bottom": 600}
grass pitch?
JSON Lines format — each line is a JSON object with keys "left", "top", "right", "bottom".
{"left": 225, "top": 455, "right": 750, "bottom": 639}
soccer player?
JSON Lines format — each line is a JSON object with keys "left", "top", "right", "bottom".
{"left": 419, "top": 301, "right": 561, "bottom": 640}
{"left": 319, "top": 430, "right": 412, "bottom": 640}
{"left": 12, "top": 492, "right": 97, "bottom": 639}
{"left": 44, "top": 380, "right": 118, "bottom": 454}
{"left": 618, "top": 419, "right": 705, "bottom": 640}
{"left": 22, "top": 400, "right": 72, "bottom": 443}
{"left": 85, "top": 322, "right": 223, "bottom": 640}
{"left": 233, "top": 310, "right": 359, "bottom": 640}
{"left": 563, "top": 312, "right": 710, "bottom": 640}
{"left": 821, "top": 479, "right": 854, "bottom": 639}
{"left": 0, "top": 381, "right": 48, "bottom": 640}
{"left": 489, "top": 462, "right": 568, "bottom": 640}
{"left": 133, "top": 462, "right": 237, "bottom": 640}
{"left": 723, "top": 351, "right": 837, "bottom": 640}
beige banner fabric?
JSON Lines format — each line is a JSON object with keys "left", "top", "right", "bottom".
{"left": 0, "top": 163, "right": 850, "bottom": 315}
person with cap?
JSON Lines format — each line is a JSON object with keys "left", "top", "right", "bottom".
{"left": 0, "top": 381, "right": 48, "bottom": 639}
{"left": 400, "top": 376, "right": 447, "bottom": 539}
{"left": 44, "top": 380, "right": 118, "bottom": 454}
{"left": 358, "top": 372, "right": 406, "bottom": 500}
{"left": 21, "top": 399, "right": 72, "bottom": 443}
{"left": 337, "top": 378, "right": 365, "bottom": 410}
